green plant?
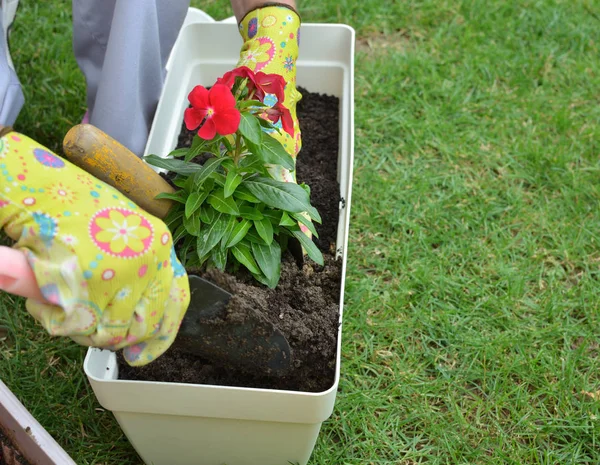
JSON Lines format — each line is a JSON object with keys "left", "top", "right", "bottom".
{"left": 145, "top": 68, "right": 323, "bottom": 289}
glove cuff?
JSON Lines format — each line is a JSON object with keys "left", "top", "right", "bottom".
{"left": 239, "top": 3, "right": 301, "bottom": 30}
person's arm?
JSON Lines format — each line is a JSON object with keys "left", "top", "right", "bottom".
{"left": 230, "top": 0, "right": 297, "bottom": 22}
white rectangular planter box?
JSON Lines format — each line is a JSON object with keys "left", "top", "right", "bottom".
{"left": 84, "top": 12, "right": 354, "bottom": 465}
{"left": 0, "top": 380, "right": 76, "bottom": 464}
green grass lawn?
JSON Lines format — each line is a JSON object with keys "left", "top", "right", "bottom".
{"left": 2, "top": 0, "right": 600, "bottom": 463}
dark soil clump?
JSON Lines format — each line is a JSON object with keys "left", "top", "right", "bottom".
{"left": 118, "top": 88, "right": 342, "bottom": 392}
{"left": 0, "top": 430, "right": 31, "bottom": 465}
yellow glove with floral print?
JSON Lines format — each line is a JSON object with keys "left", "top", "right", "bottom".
{"left": 0, "top": 131, "right": 190, "bottom": 366}
{"left": 237, "top": 4, "right": 302, "bottom": 182}
{"left": 231, "top": 4, "right": 316, "bottom": 239}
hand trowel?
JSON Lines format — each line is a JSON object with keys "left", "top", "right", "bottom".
{"left": 62, "top": 124, "right": 291, "bottom": 376}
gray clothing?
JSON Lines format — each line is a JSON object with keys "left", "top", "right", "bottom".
{"left": 72, "top": 0, "right": 190, "bottom": 156}
{"left": 0, "top": 1, "right": 191, "bottom": 155}
{"left": 0, "top": 0, "right": 24, "bottom": 126}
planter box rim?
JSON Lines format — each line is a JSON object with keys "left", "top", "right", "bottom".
{"left": 84, "top": 349, "right": 340, "bottom": 424}
{"left": 84, "top": 350, "right": 340, "bottom": 397}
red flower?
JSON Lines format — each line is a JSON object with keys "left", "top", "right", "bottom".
{"left": 218, "top": 66, "right": 285, "bottom": 103}
{"left": 265, "top": 102, "right": 294, "bottom": 137}
{"left": 184, "top": 84, "right": 241, "bottom": 140}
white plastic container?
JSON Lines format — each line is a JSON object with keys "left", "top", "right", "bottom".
{"left": 84, "top": 11, "right": 355, "bottom": 465}
{"left": 0, "top": 380, "right": 76, "bottom": 464}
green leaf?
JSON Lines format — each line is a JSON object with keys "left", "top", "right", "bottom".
{"left": 234, "top": 185, "right": 261, "bottom": 203}
{"left": 167, "top": 148, "right": 190, "bottom": 158}
{"left": 300, "top": 183, "right": 311, "bottom": 196}
{"left": 251, "top": 271, "right": 271, "bottom": 287}
{"left": 211, "top": 247, "right": 228, "bottom": 271}
{"left": 246, "top": 137, "right": 295, "bottom": 171}
{"left": 256, "top": 116, "right": 278, "bottom": 131}
{"left": 196, "top": 213, "right": 227, "bottom": 259}
{"left": 305, "top": 204, "right": 322, "bottom": 223}
{"left": 155, "top": 191, "right": 187, "bottom": 204}
{"left": 224, "top": 171, "right": 243, "bottom": 198}
{"left": 208, "top": 189, "right": 241, "bottom": 216}
{"left": 226, "top": 219, "right": 252, "bottom": 248}
{"left": 290, "top": 212, "right": 319, "bottom": 238}
{"left": 261, "top": 136, "right": 295, "bottom": 170}
{"left": 279, "top": 211, "right": 297, "bottom": 227}
{"left": 246, "top": 227, "right": 267, "bottom": 244}
{"left": 172, "top": 176, "right": 189, "bottom": 189}
{"left": 144, "top": 154, "right": 203, "bottom": 176}
{"left": 238, "top": 113, "right": 263, "bottom": 145}
{"left": 220, "top": 136, "right": 234, "bottom": 153}
{"left": 251, "top": 241, "right": 281, "bottom": 288}
{"left": 221, "top": 214, "right": 238, "bottom": 247}
{"left": 193, "top": 157, "right": 225, "bottom": 186}
{"left": 240, "top": 206, "right": 264, "bottom": 221}
{"left": 232, "top": 242, "right": 261, "bottom": 275}
{"left": 183, "top": 212, "right": 201, "bottom": 236}
{"left": 192, "top": 189, "right": 211, "bottom": 217}
{"left": 254, "top": 218, "right": 273, "bottom": 245}
{"left": 200, "top": 205, "right": 216, "bottom": 224}
{"left": 213, "top": 173, "right": 227, "bottom": 186}
{"left": 238, "top": 153, "right": 255, "bottom": 168}
{"left": 242, "top": 176, "right": 313, "bottom": 214}
{"left": 184, "top": 136, "right": 209, "bottom": 162}
{"left": 201, "top": 177, "right": 215, "bottom": 193}
{"left": 211, "top": 142, "right": 224, "bottom": 158}
{"left": 164, "top": 207, "right": 184, "bottom": 230}
{"left": 290, "top": 230, "right": 324, "bottom": 266}
{"left": 239, "top": 155, "right": 269, "bottom": 176}
{"left": 179, "top": 234, "right": 196, "bottom": 266}
{"left": 185, "top": 191, "right": 204, "bottom": 218}
{"left": 262, "top": 209, "right": 282, "bottom": 224}
{"left": 221, "top": 158, "right": 236, "bottom": 171}
{"left": 238, "top": 99, "right": 267, "bottom": 110}
{"left": 172, "top": 224, "right": 188, "bottom": 244}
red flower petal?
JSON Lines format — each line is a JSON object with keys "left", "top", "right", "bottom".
{"left": 188, "top": 85, "right": 209, "bottom": 108}
{"left": 278, "top": 105, "right": 294, "bottom": 137}
{"left": 184, "top": 107, "right": 207, "bottom": 130}
{"left": 212, "top": 108, "right": 241, "bottom": 135}
{"left": 208, "top": 84, "right": 237, "bottom": 113}
{"left": 265, "top": 108, "right": 279, "bottom": 123}
{"left": 217, "top": 67, "right": 257, "bottom": 90}
{"left": 198, "top": 119, "right": 217, "bottom": 140}
{"left": 255, "top": 72, "right": 285, "bottom": 103}
{"left": 233, "top": 66, "right": 256, "bottom": 84}
{"left": 216, "top": 71, "right": 236, "bottom": 88}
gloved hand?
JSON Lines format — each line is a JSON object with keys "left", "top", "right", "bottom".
{"left": 229, "top": 4, "right": 316, "bottom": 239}
{"left": 0, "top": 129, "right": 190, "bottom": 366}
{"left": 236, "top": 4, "right": 302, "bottom": 181}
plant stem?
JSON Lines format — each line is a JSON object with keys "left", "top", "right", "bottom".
{"left": 234, "top": 78, "right": 249, "bottom": 100}
{"left": 233, "top": 133, "right": 242, "bottom": 165}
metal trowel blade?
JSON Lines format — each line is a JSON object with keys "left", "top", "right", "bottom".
{"left": 172, "top": 275, "right": 291, "bottom": 376}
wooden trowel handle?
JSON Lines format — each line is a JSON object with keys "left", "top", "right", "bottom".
{"left": 62, "top": 124, "right": 175, "bottom": 219}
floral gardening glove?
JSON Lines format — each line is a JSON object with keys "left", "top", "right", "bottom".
{"left": 236, "top": 4, "right": 302, "bottom": 182}
{"left": 0, "top": 131, "right": 190, "bottom": 366}
{"left": 227, "top": 4, "right": 316, "bottom": 239}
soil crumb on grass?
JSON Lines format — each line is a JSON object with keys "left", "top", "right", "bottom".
{"left": 118, "top": 88, "right": 342, "bottom": 392}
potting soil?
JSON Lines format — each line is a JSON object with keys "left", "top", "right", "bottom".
{"left": 118, "top": 89, "right": 343, "bottom": 393}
